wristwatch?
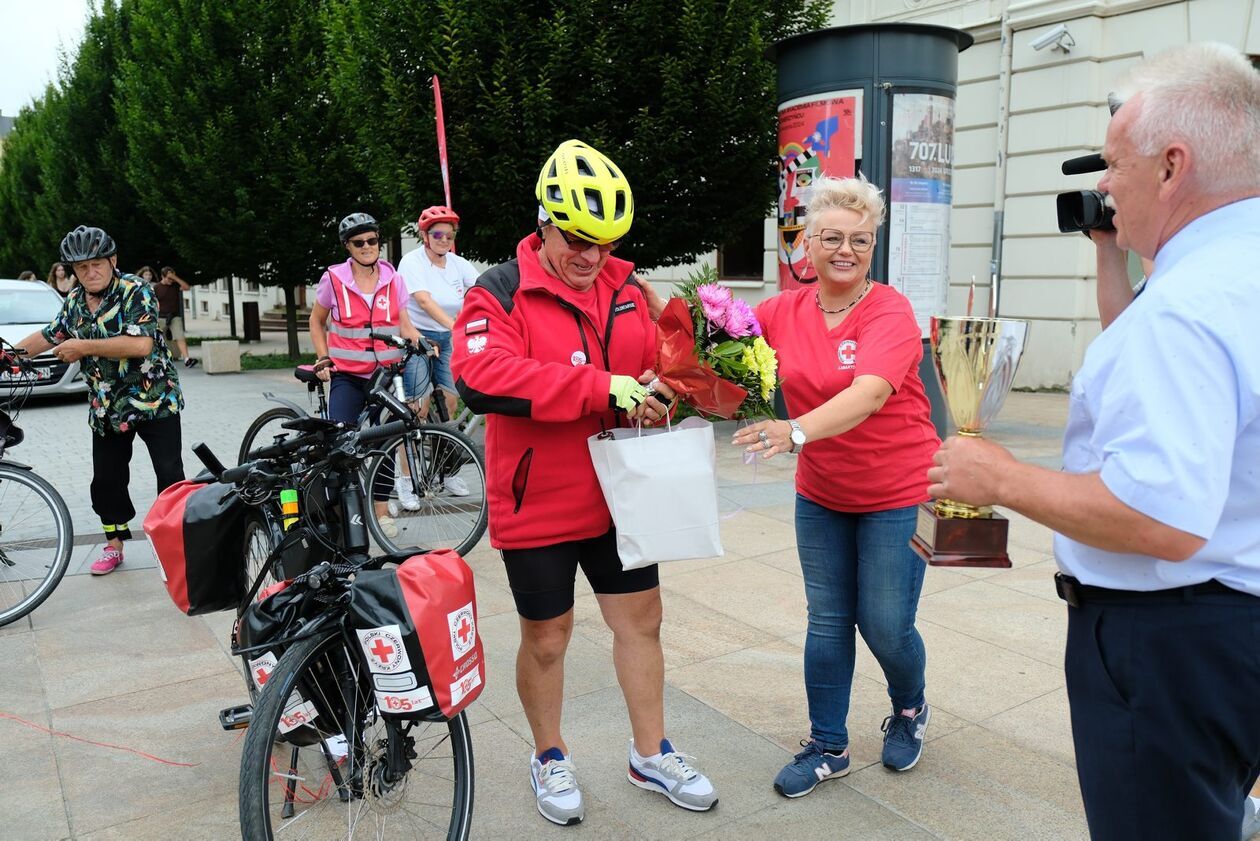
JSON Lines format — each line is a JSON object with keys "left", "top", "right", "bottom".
{"left": 787, "top": 420, "right": 807, "bottom": 453}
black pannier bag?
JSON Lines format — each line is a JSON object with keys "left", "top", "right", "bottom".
{"left": 143, "top": 480, "right": 245, "bottom": 615}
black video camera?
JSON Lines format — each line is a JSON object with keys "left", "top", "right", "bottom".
{"left": 1056, "top": 153, "right": 1114, "bottom": 233}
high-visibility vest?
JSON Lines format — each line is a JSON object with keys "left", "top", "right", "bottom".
{"left": 325, "top": 260, "right": 404, "bottom": 376}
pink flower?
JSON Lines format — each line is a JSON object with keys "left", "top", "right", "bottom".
{"left": 724, "top": 299, "right": 757, "bottom": 338}
{"left": 697, "top": 283, "right": 732, "bottom": 328}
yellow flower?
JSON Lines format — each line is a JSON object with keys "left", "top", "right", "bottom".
{"left": 752, "top": 337, "right": 777, "bottom": 400}
{"left": 741, "top": 346, "right": 757, "bottom": 374}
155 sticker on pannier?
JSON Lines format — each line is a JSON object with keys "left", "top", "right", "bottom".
{"left": 356, "top": 623, "right": 436, "bottom": 714}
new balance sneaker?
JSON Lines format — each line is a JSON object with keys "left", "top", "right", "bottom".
{"left": 881, "top": 703, "right": 930, "bottom": 771}
{"left": 628, "top": 738, "right": 718, "bottom": 811}
{"left": 443, "top": 475, "right": 470, "bottom": 497}
{"left": 773, "top": 740, "right": 850, "bottom": 798}
{"left": 530, "top": 748, "right": 583, "bottom": 826}
{"left": 90, "top": 545, "right": 123, "bottom": 575}
{"left": 394, "top": 478, "right": 422, "bottom": 511}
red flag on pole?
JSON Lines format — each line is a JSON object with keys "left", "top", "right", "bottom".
{"left": 433, "top": 75, "right": 452, "bottom": 208}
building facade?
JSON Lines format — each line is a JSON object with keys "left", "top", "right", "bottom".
{"left": 642, "top": 0, "right": 1260, "bottom": 388}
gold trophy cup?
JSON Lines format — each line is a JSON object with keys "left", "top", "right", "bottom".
{"left": 911, "top": 316, "right": 1029, "bottom": 568}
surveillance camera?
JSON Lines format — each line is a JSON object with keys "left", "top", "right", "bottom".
{"left": 1029, "top": 23, "right": 1074, "bottom": 52}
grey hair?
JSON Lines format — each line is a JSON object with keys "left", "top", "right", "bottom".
{"left": 802, "top": 175, "right": 887, "bottom": 235}
{"left": 1111, "top": 42, "right": 1260, "bottom": 193}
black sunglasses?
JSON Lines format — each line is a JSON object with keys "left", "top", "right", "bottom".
{"left": 555, "top": 226, "right": 620, "bottom": 254}
{"left": 348, "top": 236, "right": 380, "bottom": 248}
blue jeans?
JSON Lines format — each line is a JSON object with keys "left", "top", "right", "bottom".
{"left": 403, "top": 329, "right": 455, "bottom": 401}
{"left": 795, "top": 494, "right": 927, "bottom": 752}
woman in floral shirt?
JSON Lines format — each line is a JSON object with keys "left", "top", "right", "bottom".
{"left": 16, "top": 226, "right": 184, "bottom": 575}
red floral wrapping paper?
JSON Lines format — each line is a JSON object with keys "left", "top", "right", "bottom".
{"left": 655, "top": 296, "right": 748, "bottom": 419}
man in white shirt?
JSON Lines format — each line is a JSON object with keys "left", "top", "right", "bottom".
{"left": 929, "top": 43, "right": 1260, "bottom": 840}
{"left": 396, "top": 206, "right": 480, "bottom": 501}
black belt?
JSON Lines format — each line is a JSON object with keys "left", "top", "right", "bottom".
{"left": 1054, "top": 572, "right": 1245, "bottom": 608}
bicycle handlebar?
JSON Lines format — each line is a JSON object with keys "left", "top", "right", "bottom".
{"left": 354, "top": 418, "right": 410, "bottom": 447}
{"left": 369, "top": 331, "right": 437, "bottom": 357}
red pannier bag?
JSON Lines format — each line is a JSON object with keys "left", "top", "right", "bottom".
{"left": 143, "top": 479, "right": 245, "bottom": 615}
{"left": 348, "top": 550, "right": 485, "bottom": 719}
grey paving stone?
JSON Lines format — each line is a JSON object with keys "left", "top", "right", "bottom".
{"left": 0, "top": 380, "right": 1090, "bottom": 838}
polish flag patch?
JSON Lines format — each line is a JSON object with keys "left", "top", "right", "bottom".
{"left": 464, "top": 318, "right": 489, "bottom": 334}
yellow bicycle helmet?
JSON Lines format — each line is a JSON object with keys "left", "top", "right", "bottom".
{"left": 535, "top": 139, "right": 634, "bottom": 244}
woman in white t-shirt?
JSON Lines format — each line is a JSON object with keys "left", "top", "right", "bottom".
{"left": 396, "top": 205, "right": 480, "bottom": 423}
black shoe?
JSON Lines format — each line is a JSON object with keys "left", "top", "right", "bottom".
{"left": 185, "top": 358, "right": 199, "bottom": 368}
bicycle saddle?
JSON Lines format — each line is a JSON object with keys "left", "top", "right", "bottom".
{"left": 293, "top": 365, "right": 322, "bottom": 385}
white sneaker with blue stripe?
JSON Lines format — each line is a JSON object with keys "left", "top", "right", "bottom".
{"left": 531, "top": 748, "right": 584, "bottom": 826}
{"left": 627, "top": 738, "right": 718, "bottom": 811}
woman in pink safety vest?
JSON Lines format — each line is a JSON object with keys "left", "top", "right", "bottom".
{"left": 309, "top": 212, "right": 423, "bottom": 532}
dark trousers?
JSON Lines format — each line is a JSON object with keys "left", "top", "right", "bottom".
{"left": 1065, "top": 591, "right": 1260, "bottom": 840}
{"left": 328, "top": 372, "right": 392, "bottom": 500}
{"left": 90, "top": 414, "right": 185, "bottom": 539}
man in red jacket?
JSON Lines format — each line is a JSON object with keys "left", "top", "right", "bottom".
{"left": 453, "top": 140, "right": 719, "bottom": 826}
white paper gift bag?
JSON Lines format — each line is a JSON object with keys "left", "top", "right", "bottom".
{"left": 587, "top": 416, "right": 724, "bottom": 570}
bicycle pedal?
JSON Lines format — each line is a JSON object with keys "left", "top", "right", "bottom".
{"left": 220, "top": 704, "right": 253, "bottom": 731}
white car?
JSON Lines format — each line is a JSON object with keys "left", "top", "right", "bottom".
{"left": 0, "top": 279, "right": 85, "bottom": 395}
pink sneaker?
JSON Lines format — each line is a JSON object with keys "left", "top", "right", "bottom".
{"left": 90, "top": 546, "right": 123, "bottom": 575}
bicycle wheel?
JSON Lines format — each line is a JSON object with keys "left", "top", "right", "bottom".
{"left": 239, "top": 628, "right": 474, "bottom": 840}
{"left": 239, "top": 407, "right": 302, "bottom": 465}
{"left": 0, "top": 464, "right": 73, "bottom": 627}
{"left": 239, "top": 511, "right": 282, "bottom": 703}
{"left": 364, "top": 426, "right": 487, "bottom": 557}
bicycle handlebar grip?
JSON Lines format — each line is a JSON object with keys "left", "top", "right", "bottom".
{"left": 355, "top": 419, "right": 410, "bottom": 447}
{"left": 247, "top": 429, "right": 317, "bottom": 462}
{"left": 368, "top": 331, "right": 405, "bottom": 348}
{"left": 192, "top": 442, "right": 227, "bottom": 480}
{"left": 218, "top": 461, "right": 257, "bottom": 485}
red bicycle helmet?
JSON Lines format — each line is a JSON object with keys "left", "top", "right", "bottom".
{"left": 418, "top": 206, "right": 460, "bottom": 232}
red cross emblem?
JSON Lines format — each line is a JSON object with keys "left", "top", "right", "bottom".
{"left": 370, "top": 638, "right": 395, "bottom": 664}
{"left": 457, "top": 617, "right": 472, "bottom": 644}
{"left": 254, "top": 667, "right": 270, "bottom": 686}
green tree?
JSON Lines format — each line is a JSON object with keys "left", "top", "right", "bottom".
{"left": 0, "top": 1, "right": 177, "bottom": 280}
{"left": 0, "top": 97, "right": 56, "bottom": 274}
{"left": 38, "top": 0, "right": 176, "bottom": 276}
{"left": 326, "top": 0, "right": 829, "bottom": 269}
{"left": 118, "top": 0, "right": 369, "bottom": 355}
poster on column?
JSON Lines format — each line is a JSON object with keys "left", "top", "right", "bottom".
{"left": 777, "top": 91, "right": 862, "bottom": 290}
{"left": 887, "top": 92, "right": 955, "bottom": 337}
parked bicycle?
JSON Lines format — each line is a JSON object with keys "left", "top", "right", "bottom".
{"left": 193, "top": 412, "right": 474, "bottom": 840}
{"left": 237, "top": 335, "right": 487, "bottom": 558}
{"left": 0, "top": 340, "right": 74, "bottom": 628}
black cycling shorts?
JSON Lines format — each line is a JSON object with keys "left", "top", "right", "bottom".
{"left": 500, "top": 528, "right": 659, "bottom": 621}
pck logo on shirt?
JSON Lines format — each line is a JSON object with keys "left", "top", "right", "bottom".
{"left": 837, "top": 339, "right": 857, "bottom": 369}
{"left": 570, "top": 350, "right": 587, "bottom": 366}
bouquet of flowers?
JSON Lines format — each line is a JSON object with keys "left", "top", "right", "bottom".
{"left": 656, "top": 268, "right": 780, "bottom": 419}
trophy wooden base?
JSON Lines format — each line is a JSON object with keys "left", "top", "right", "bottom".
{"left": 910, "top": 502, "right": 1012, "bottom": 568}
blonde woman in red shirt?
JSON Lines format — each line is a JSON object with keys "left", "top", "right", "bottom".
{"left": 734, "top": 175, "right": 940, "bottom": 797}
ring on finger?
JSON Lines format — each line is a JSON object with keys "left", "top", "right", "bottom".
{"left": 758, "top": 430, "right": 770, "bottom": 445}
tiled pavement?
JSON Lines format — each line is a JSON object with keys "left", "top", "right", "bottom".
{"left": 0, "top": 369, "right": 1086, "bottom": 840}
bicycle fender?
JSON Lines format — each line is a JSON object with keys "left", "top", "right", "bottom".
{"left": 0, "top": 458, "right": 33, "bottom": 470}
{"left": 261, "top": 392, "right": 311, "bottom": 417}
